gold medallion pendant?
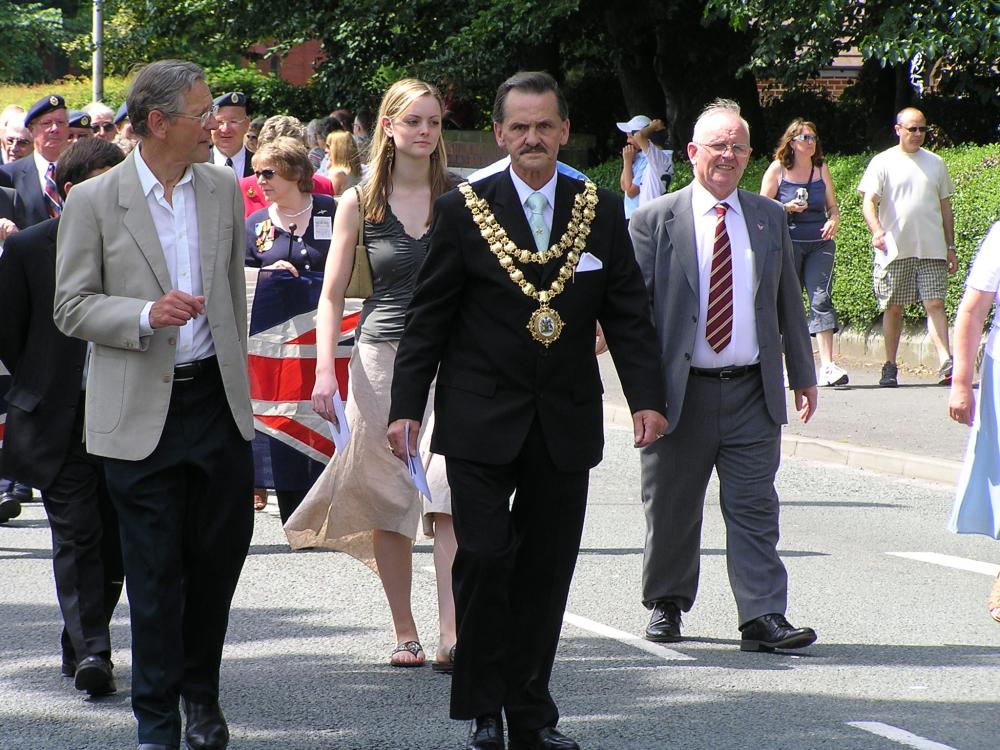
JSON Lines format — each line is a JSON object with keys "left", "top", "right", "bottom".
{"left": 459, "top": 180, "right": 599, "bottom": 348}
{"left": 528, "top": 304, "right": 564, "bottom": 347}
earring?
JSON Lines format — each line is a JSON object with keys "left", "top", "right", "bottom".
{"left": 386, "top": 138, "right": 395, "bottom": 161}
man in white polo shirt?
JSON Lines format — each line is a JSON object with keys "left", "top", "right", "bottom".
{"left": 859, "top": 107, "right": 956, "bottom": 387}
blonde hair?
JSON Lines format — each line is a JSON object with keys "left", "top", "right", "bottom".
{"left": 257, "top": 115, "right": 306, "bottom": 149}
{"left": 363, "top": 78, "right": 449, "bottom": 225}
{"left": 252, "top": 136, "right": 313, "bottom": 193}
{"left": 325, "top": 130, "right": 360, "bottom": 178}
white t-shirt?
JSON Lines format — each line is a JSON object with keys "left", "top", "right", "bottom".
{"left": 639, "top": 146, "right": 673, "bottom": 207}
{"left": 965, "top": 222, "right": 1000, "bottom": 358}
{"left": 857, "top": 146, "right": 954, "bottom": 262}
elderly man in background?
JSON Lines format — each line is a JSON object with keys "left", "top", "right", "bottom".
{"left": 859, "top": 107, "right": 957, "bottom": 388}
{"left": 210, "top": 92, "right": 253, "bottom": 179}
{"left": 54, "top": 59, "right": 254, "bottom": 750}
{"left": 84, "top": 102, "right": 118, "bottom": 143}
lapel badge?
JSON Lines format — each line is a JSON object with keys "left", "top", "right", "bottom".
{"left": 756, "top": 222, "right": 765, "bottom": 231}
{"left": 246, "top": 187, "right": 256, "bottom": 198}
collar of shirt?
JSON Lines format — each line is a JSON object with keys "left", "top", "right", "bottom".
{"left": 508, "top": 166, "right": 558, "bottom": 220}
{"left": 32, "top": 149, "right": 55, "bottom": 186}
{"left": 213, "top": 146, "right": 243, "bottom": 169}
{"left": 134, "top": 144, "right": 194, "bottom": 201}
{"left": 691, "top": 179, "right": 742, "bottom": 219}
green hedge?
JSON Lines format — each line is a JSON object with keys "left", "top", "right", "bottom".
{"left": 586, "top": 144, "right": 1000, "bottom": 329}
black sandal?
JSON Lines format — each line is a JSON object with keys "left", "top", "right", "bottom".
{"left": 390, "top": 640, "right": 425, "bottom": 668}
{"left": 432, "top": 645, "right": 456, "bottom": 674}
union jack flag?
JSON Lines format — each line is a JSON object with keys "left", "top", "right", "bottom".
{"left": 245, "top": 268, "right": 360, "bottom": 489}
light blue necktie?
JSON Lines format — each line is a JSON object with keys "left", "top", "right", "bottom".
{"left": 526, "top": 191, "right": 550, "bottom": 252}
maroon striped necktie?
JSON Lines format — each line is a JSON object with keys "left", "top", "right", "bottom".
{"left": 44, "top": 162, "right": 62, "bottom": 218}
{"left": 705, "top": 202, "right": 733, "bottom": 353}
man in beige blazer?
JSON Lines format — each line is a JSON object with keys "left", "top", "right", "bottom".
{"left": 54, "top": 60, "right": 253, "bottom": 750}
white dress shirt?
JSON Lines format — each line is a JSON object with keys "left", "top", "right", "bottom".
{"left": 32, "top": 149, "right": 55, "bottom": 192}
{"left": 134, "top": 145, "right": 215, "bottom": 364}
{"left": 690, "top": 181, "right": 759, "bottom": 368}
{"left": 509, "top": 166, "right": 557, "bottom": 233}
{"left": 213, "top": 146, "right": 246, "bottom": 180}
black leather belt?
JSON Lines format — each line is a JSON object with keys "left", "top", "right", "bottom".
{"left": 689, "top": 363, "right": 760, "bottom": 380}
{"left": 173, "top": 356, "right": 218, "bottom": 383}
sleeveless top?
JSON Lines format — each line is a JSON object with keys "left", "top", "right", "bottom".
{"left": 357, "top": 207, "right": 430, "bottom": 343}
{"left": 777, "top": 165, "right": 827, "bottom": 242}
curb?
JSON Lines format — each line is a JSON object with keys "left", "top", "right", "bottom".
{"left": 603, "top": 403, "right": 960, "bottom": 486}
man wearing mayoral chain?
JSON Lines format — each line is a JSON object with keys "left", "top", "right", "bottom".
{"left": 388, "top": 71, "right": 666, "bottom": 750}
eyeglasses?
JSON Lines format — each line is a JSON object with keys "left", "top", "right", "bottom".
{"left": 36, "top": 118, "right": 68, "bottom": 130}
{"left": 166, "top": 105, "right": 219, "bottom": 127}
{"left": 4, "top": 137, "right": 30, "bottom": 148}
{"left": 696, "top": 141, "right": 751, "bottom": 157}
{"left": 91, "top": 122, "right": 115, "bottom": 133}
{"left": 899, "top": 125, "right": 930, "bottom": 133}
{"left": 254, "top": 169, "right": 277, "bottom": 180}
{"left": 216, "top": 117, "right": 248, "bottom": 129}
{"left": 793, "top": 134, "right": 818, "bottom": 142}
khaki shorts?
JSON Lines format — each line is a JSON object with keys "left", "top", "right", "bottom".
{"left": 873, "top": 257, "right": 948, "bottom": 309}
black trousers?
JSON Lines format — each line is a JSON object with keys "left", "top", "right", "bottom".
{"left": 42, "top": 399, "right": 123, "bottom": 667}
{"left": 103, "top": 365, "right": 253, "bottom": 747}
{"left": 445, "top": 418, "right": 589, "bottom": 734}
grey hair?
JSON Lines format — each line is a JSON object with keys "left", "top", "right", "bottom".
{"left": 127, "top": 60, "right": 206, "bottom": 139}
{"left": 83, "top": 101, "right": 115, "bottom": 120}
{"left": 257, "top": 115, "right": 306, "bottom": 149}
{"left": 692, "top": 98, "right": 750, "bottom": 141}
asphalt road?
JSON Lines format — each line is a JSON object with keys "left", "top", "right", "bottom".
{"left": 1, "top": 428, "right": 997, "bottom": 750}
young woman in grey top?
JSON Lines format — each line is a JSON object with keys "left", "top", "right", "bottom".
{"left": 286, "top": 79, "right": 457, "bottom": 672}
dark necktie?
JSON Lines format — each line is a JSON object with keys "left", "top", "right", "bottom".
{"left": 705, "top": 203, "right": 733, "bottom": 353}
{"left": 44, "top": 162, "right": 62, "bottom": 218}
{"left": 225, "top": 156, "right": 234, "bottom": 170}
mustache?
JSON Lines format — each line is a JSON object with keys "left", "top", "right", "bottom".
{"left": 519, "top": 145, "right": 548, "bottom": 155}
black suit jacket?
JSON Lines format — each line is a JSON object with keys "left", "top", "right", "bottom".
{"left": 389, "top": 169, "right": 665, "bottom": 472}
{"left": 0, "top": 185, "right": 22, "bottom": 228}
{"left": 0, "top": 157, "right": 48, "bottom": 227}
{"left": 0, "top": 218, "right": 88, "bottom": 488}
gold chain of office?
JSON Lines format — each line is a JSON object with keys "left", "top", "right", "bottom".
{"left": 458, "top": 180, "right": 600, "bottom": 346}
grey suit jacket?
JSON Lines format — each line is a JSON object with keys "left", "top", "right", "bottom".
{"left": 629, "top": 184, "right": 815, "bottom": 433}
{"left": 53, "top": 150, "right": 254, "bottom": 460}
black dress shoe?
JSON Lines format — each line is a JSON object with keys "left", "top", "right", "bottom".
{"left": 739, "top": 613, "right": 817, "bottom": 652}
{"left": 183, "top": 699, "right": 229, "bottom": 750}
{"left": 509, "top": 726, "right": 581, "bottom": 750}
{"left": 466, "top": 713, "right": 504, "bottom": 750}
{"left": 138, "top": 745, "right": 177, "bottom": 750}
{"left": 74, "top": 654, "right": 116, "bottom": 696}
{"left": 0, "top": 493, "right": 21, "bottom": 523}
{"left": 644, "top": 600, "right": 682, "bottom": 642}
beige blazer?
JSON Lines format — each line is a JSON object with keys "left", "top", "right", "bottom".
{"left": 53, "top": 150, "right": 254, "bottom": 461}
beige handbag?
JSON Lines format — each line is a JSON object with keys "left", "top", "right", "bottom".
{"left": 344, "top": 185, "right": 374, "bottom": 299}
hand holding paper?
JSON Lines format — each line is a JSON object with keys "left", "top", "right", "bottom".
{"left": 403, "top": 422, "right": 432, "bottom": 501}
{"left": 327, "top": 392, "right": 352, "bottom": 454}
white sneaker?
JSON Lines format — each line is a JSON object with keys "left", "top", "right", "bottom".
{"left": 818, "top": 362, "right": 849, "bottom": 387}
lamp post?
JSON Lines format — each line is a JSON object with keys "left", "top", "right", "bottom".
{"left": 92, "top": 0, "right": 104, "bottom": 101}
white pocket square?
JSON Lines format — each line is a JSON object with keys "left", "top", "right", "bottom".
{"left": 576, "top": 252, "right": 603, "bottom": 272}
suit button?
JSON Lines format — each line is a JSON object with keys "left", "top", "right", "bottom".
{"left": 684, "top": 353, "right": 691, "bottom": 361}
{"left": 168, "top": 336, "right": 176, "bottom": 345}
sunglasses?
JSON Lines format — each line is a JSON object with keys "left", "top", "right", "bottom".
{"left": 899, "top": 125, "right": 930, "bottom": 133}
{"left": 793, "top": 134, "right": 818, "bottom": 142}
{"left": 91, "top": 122, "right": 115, "bottom": 133}
{"left": 254, "top": 169, "right": 277, "bottom": 180}
{"left": 4, "top": 137, "right": 30, "bottom": 147}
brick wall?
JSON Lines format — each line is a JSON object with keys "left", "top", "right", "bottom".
{"left": 246, "top": 40, "right": 326, "bottom": 86}
{"left": 757, "top": 75, "right": 859, "bottom": 103}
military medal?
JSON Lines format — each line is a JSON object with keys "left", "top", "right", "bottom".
{"left": 255, "top": 219, "right": 274, "bottom": 254}
{"left": 459, "top": 181, "right": 598, "bottom": 347}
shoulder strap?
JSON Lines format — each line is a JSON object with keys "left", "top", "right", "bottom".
{"left": 355, "top": 185, "right": 364, "bottom": 251}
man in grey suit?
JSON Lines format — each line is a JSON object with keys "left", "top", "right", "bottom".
{"left": 630, "top": 99, "right": 819, "bottom": 652}
{"left": 54, "top": 60, "right": 254, "bottom": 750}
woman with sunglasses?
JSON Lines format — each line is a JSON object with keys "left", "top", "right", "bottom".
{"left": 286, "top": 78, "right": 458, "bottom": 672}
{"left": 245, "top": 136, "right": 336, "bottom": 522}
{"left": 761, "top": 119, "right": 845, "bottom": 387}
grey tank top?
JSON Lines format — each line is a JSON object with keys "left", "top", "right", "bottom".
{"left": 356, "top": 208, "right": 430, "bottom": 343}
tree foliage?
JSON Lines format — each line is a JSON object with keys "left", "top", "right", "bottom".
{"left": 0, "top": 0, "right": 65, "bottom": 82}
{"left": 707, "top": 0, "right": 1000, "bottom": 101}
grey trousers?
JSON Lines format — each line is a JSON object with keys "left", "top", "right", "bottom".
{"left": 640, "top": 369, "right": 788, "bottom": 625}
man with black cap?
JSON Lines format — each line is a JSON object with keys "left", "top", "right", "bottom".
{"left": 210, "top": 92, "right": 252, "bottom": 178}
{"left": 0, "top": 94, "right": 70, "bottom": 227}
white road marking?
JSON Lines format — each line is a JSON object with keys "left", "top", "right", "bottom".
{"left": 562, "top": 612, "right": 695, "bottom": 661}
{"left": 414, "top": 564, "right": 695, "bottom": 661}
{"left": 847, "top": 721, "right": 958, "bottom": 749}
{"left": 887, "top": 552, "right": 999, "bottom": 577}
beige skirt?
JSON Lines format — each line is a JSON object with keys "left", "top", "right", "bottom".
{"left": 283, "top": 340, "right": 450, "bottom": 572}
